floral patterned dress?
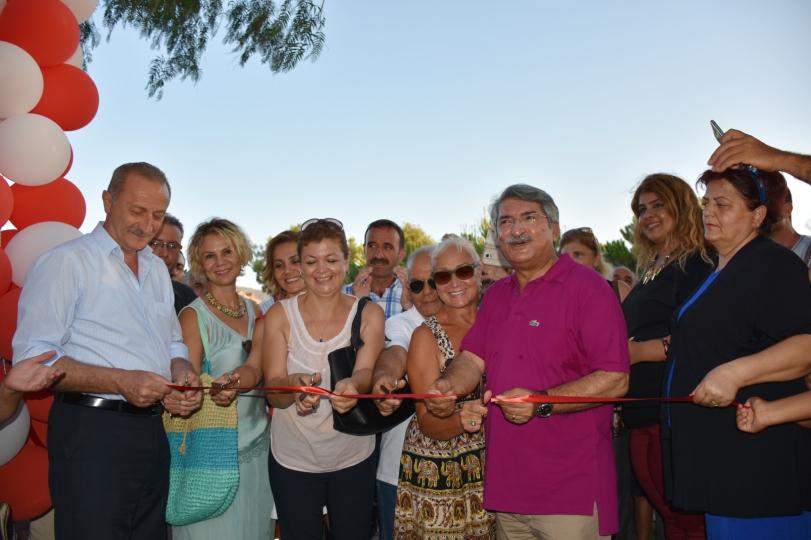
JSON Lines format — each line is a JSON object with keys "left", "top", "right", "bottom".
{"left": 393, "top": 316, "right": 494, "bottom": 540}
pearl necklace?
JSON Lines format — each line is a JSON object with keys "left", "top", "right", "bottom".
{"left": 205, "top": 291, "right": 246, "bottom": 319}
{"left": 641, "top": 253, "right": 671, "bottom": 285}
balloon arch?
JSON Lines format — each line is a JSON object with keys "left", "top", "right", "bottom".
{"left": 0, "top": 0, "right": 100, "bottom": 522}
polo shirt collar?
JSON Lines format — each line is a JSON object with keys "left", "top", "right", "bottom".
{"left": 508, "top": 253, "right": 577, "bottom": 290}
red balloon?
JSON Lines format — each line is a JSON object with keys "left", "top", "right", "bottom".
{"left": 9, "top": 177, "right": 86, "bottom": 229}
{"left": 31, "top": 64, "right": 99, "bottom": 131}
{"left": 0, "top": 440, "right": 51, "bottom": 521}
{"left": 30, "top": 418, "right": 48, "bottom": 448}
{"left": 0, "top": 177, "right": 12, "bottom": 227}
{"left": 0, "top": 0, "right": 80, "bottom": 67}
{"left": 25, "top": 390, "right": 54, "bottom": 423}
{"left": 0, "top": 286, "right": 21, "bottom": 360}
{"left": 0, "top": 229, "right": 18, "bottom": 248}
{"left": 0, "top": 248, "right": 10, "bottom": 295}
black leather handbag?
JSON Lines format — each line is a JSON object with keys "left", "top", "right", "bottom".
{"left": 328, "top": 297, "right": 416, "bottom": 435}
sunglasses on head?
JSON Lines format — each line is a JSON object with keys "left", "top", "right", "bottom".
{"left": 300, "top": 218, "right": 344, "bottom": 231}
{"left": 432, "top": 263, "right": 479, "bottom": 286}
{"left": 408, "top": 278, "right": 437, "bottom": 294}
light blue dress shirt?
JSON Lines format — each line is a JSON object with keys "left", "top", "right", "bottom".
{"left": 12, "top": 222, "right": 188, "bottom": 399}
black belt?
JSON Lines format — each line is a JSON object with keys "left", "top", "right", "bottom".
{"left": 57, "top": 393, "right": 164, "bottom": 416}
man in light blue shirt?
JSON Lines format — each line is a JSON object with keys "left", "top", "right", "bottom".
{"left": 13, "top": 162, "right": 202, "bottom": 540}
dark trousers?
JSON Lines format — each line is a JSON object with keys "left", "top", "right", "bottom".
{"left": 269, "top": 450, "right": 375, "bottom": 540}
{"left": 48, "top": 399, "right": 169, "bottom": 540}
{"left": 629, "top": 424, "right": 705, "bottom": 540}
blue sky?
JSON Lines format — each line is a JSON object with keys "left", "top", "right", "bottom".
{"left": 61, "top": 0, "right": 811, "bottom": 288}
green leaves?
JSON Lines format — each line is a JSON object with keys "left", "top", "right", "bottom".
{"left": 82, "top": 0, "right": 326, "bottom": 98}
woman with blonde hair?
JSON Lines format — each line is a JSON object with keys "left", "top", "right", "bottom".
{"left": 175, "top": 218, "right": 273, "bottom": 540}
{"left": 260, "top": 230, "right": 305, "bottom": 313}
{"left": 621, "top": 174, "right": 714, "bottom": 539}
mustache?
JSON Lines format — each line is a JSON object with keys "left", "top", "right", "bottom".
{"left": 369, "top": 258, "right": 390, "bottom": 266}
{"left": 506, "top": 234, "right": 532, "bottom": 245}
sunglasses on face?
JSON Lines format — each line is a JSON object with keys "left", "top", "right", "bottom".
{"left": 408, "top": 278, "right": 437, "bottom": 294}
{"left": 300, "top": 218, "right": 344, "bottom": 231}
{"left": 432, "top": 263, "right": 479, "bottom": 286}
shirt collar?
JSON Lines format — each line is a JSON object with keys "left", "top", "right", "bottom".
{"left": 89, "top": 221, "right": 156, "bottom": 268}
{"left": 508, "top": 253, "right": 576, "bottom": 290}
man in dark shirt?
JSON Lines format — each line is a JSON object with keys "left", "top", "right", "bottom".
{"left": 149, "top": 213, "right": 197, "bottom": 313}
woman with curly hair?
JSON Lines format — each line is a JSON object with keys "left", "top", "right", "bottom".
{"left": 260, "top": 230, "right": 306, "bottom": 313}
{"left": 621, "top": 174, "right": 714, "bottom": 539}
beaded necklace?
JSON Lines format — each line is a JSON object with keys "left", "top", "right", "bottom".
{"left": 204, "top": 291, "right": 246, "bottom": 319}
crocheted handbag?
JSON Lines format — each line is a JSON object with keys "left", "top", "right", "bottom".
{"left": 163, "top": 307, "right": 239, "bottom": 525}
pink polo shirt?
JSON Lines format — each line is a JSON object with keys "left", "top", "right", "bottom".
{"left": 461, "top": 255, "right": 629, "bottom": 535}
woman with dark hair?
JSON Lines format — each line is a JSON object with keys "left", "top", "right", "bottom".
{"left": 263, "top": 218, "right": 385, "bottom": 540}
{"left": 663, "top": 167, "right": 811, "bottom": 539}
{"left": 176, "top": 218, "right": 273, "bottom": 539}
{"left": 260, "top": 230, "right": 305, "bottom": 313}
{"left": 620, "top": 173, "right": 714, "bottom": 540}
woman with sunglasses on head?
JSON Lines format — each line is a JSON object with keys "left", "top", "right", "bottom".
{"left": 559, "top": 227, "right": 632, "bottom": 301}
{"left": 393, "top": 235, "right": 495, "bottom": 540}
{"left": 619, "top": 174, "right": 714, "bottom": 540}
{"left": 263, "top": 218, "right": 385, "bottom": 540}
{"left": 662, "top": 167, "right": 811, "bottom": 539}
{"left": 175, "top": 218, "right": 273, "bottom": 540}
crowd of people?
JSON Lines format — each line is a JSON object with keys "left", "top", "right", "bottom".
{"left": 2, "top": 128, "right": 811, "bottom": 540}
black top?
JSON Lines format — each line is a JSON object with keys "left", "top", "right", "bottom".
{"left": 621, "top": 253, "right": 713, "bottom": 427}
{"left": 662, "top": 236, "right": 811, "bottom": 517}
{"left": 172, "top": 280, "right": 197, "bottom": 314}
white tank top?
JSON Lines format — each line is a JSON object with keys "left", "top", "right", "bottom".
{"left": 270, "top": 294, "right": 374, "bottom": 472}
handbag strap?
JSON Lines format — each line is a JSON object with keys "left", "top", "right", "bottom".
{"left": 350, "top": 297, "right": 372, "bottom": 350}
{"left": 187, "top": 305, "right": 212, "bottom": 375}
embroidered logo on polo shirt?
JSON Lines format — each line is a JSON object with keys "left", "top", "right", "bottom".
{"left": 528, "top": 320, "right": 540, "bottom": 327}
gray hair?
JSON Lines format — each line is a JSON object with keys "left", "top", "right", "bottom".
{"left": 108, "top": 162, "right": 171, "bottom": 200}
{"left": 406, "top": 245, "right": 435, "bottom": 276}
{"left": 430, "top": 235, "right": 480, "bottom": 270}
{"left": 489, "top": 183, "right": 559, "bottom": 227}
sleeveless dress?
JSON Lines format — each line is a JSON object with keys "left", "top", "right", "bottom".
{"left": 393, "top": 316, "right": 495, "bottom": 540}
{"left": 173, "top": 297, "right": 274, "bottom": 540}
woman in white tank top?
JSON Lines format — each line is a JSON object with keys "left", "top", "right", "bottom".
{"left": 262, "top": 218, "right": 385, "bottom": 540}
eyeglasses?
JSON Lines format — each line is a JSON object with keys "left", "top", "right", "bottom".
{"left": 741, "top": 165, "right": 768, "bottom": 204}
{"left": 432, "top": 263, "right": 479, "bottom": 286}
{"left": 149, "top": 239, "right": 181, "bottom": 251}
{"left": 301, "top": 218, "right": 344, "bottom": 231}
{"left": 408, "top": 278, "right": 437, "bottom": 294}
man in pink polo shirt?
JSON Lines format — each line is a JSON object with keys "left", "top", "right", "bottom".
{"left": 425, "top": 184, "right": 629, "bottom": 539}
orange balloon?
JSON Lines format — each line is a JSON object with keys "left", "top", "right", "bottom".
{"left": 31, "top": 64, "right": 99, "bottom": 131}
{"left": 0, "top": 286, "right": 21, "bottom": 360}
{"left": 0, "top": 440, "right": 51, "bottom": 521}
{"left": 0, "top": 177, "right": 12, "bottom": 227}
{"left": 0, "top": 0, "right": 80, "bottom": 67}
{"left": 9, "top": 178, "right": 86, "bottom": 229}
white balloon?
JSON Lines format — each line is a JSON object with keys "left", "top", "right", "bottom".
{"left": 65, "top": 43, "right": 84, "bottom": 69}
{"left": 6, "top": 221, "right": 82, "bottom": 286}
{"left": 0, "top": 114, "right": 71, "bottom": 186}
{"left": 61, "top": 0, "right": 97, "bottom": 23}
{"left": 0, "top": 42, "right": 44, "bottom": 119}
{"left": 0, "top": 402, "right": 30, "bottom": 466}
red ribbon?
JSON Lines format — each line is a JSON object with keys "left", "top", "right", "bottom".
{"left": 169, "top": 384, "right": 710, "bottom": 405}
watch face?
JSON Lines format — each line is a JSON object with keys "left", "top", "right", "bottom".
{"left": 536, "top": 402, "right": 552, "bottom": 418}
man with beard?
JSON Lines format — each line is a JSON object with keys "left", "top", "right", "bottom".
{"left": 149, "top": 213, "right": 197, "bottom": 313}
{"left": 345, "top": 219, "right": 411, "bottom": 318}
{"left": 424, "top": 184, "right": 629, "bottom": 540}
